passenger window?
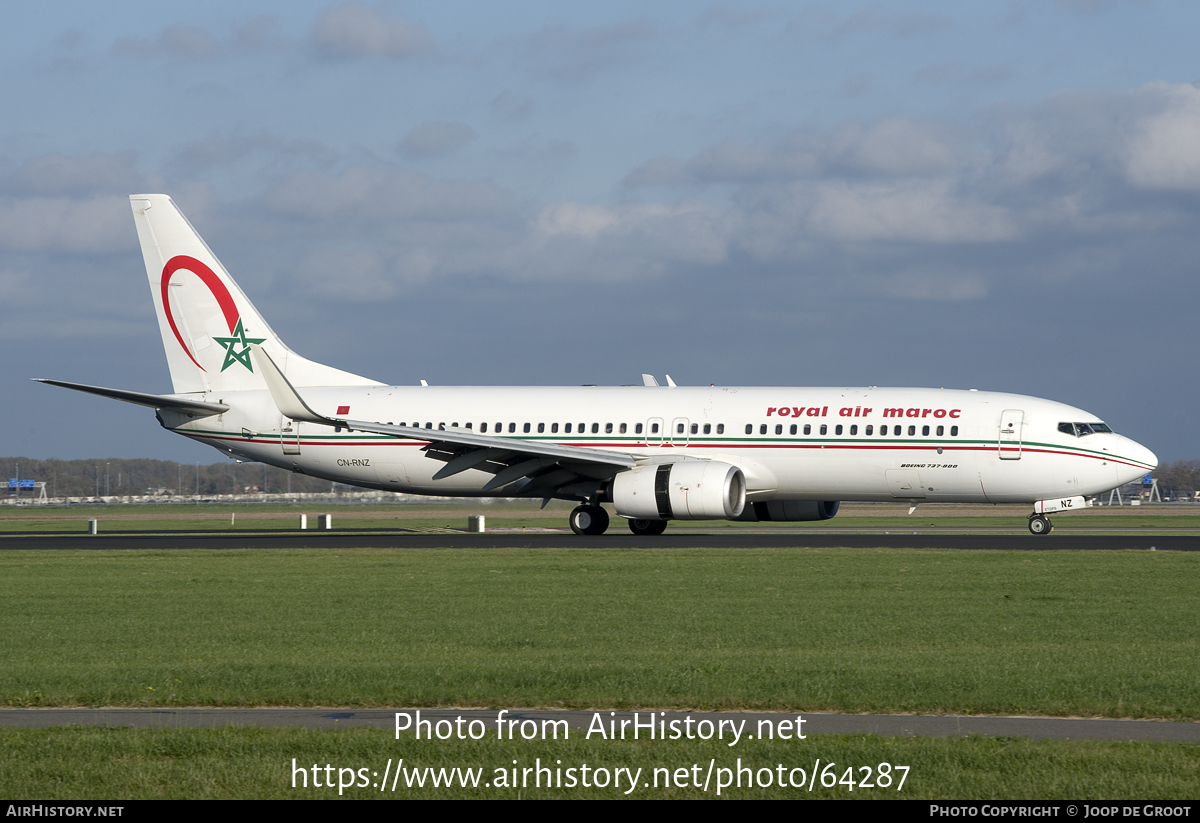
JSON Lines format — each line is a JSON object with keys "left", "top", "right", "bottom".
{"left": 677, "top": 423, "right": 685, "bottom": 434}
{"left": 523, "top": 423, "right": 531, "bottom": 433}
{"left": 551, "top": 423, "right": 558, "bottom": 433}
{"left": 591, "top": 423, "right": 599, "bottom": 434}
{"left": 879, "top": 426, "right": 887, "bottom": 436}
{"left": 850, "top": 425, "right": 857, "bottom": 435}
{"left": 790, "top": 424, "right": 797, "bottom": 435}
{"left": 922, "top": 425, "right": 929, "bottom": 436}
{"left": 717, "top": 424, "right": 724, "bottom": 434}
{"left": 426, "top": 422, "right": 433, "bottom": 429}
{"left": 691, "top": 423, "right": 698, "bottom": 435}
{"left": 865, "top": 425, "right": 873, "bottom": 435}
{"left": 745, "top": 424, "right": 753, "bottom": 435}
{"left": 906, "top": 425, "right": 913, "bottom": 436}
{"left": 537, "top": 423, "right": 545, "bottom": 433}
{"left": 819, "top": 424, "right": 828, "bottom": 435}
{"left": 804, "top": 424, "right": 811, "bottom": 435}
{"left": 936, "top": 425, "right": 943, "bottom": 436}
{"left": 951, "top": 426, "right": 958, "bottom": 436}
{"left": 579, "top": 423, "right": 585, "bottom": 432}
{"left": 636, "top": 423, "right": 643, "bottom": 434}
{"left": 465, "top": 422, "right": 472, "bottom": 429}
{"left": 565, "top": 423, "right": 572, "bottom": 433}
{"left": 835, "top": 424, "right": 843, "bottom": 435}
{"left": 620, "top": 423, "right": 627, "bottom": 434}
{"left": 651, "top": 423, "right": 659, "bottom": 433}
{"left": 495, "top": 422, "right": 502, "bottom": 432}
{"left": 606, "top": 423, "right": 613, "bottom": 434}
{"left": 481, "top": 423, "right": 488, "bottom": 433}
{"left": 760, "top": 424, "right": 767, "bottom": 435}
{"left": 774, "top": 424, "right": 782, "bottom": 435}
{"left": 703, "top": 424, "right": 711, "bottom": 434}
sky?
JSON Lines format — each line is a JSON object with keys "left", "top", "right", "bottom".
{"left": 3, "top": 1, "right": 1199, "bottom": 464}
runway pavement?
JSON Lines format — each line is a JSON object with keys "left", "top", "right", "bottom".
{"left": 3, "top": 708, "right": 1197, "bottom": 742}
{"left": 2, "top": 531, "right": 1197, "bottom": 550}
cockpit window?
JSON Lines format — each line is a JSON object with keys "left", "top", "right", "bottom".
{"left": 1059, "top": 421, "right": 1113, "bottom": 437}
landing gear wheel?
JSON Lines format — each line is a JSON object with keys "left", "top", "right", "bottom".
{"left": 628, "top": 518, "right": 668, "bottom": 536}
{"left": 1028, "top": 515, "right": 1053, "bottom": 535}
{"left": 569, "top": 505, "right": 610, "bottom": 535}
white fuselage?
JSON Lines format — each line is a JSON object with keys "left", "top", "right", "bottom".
{"left": 160, "top": 385, "right": 1156, "bottom": 506}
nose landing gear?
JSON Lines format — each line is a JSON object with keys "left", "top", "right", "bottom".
{"left": 1028, "top": 514, "right": 1053, "bottom": 535}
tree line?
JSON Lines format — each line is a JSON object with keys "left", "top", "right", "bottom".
{"left": 3, "top": 457, "right": 338, "bottom": 498}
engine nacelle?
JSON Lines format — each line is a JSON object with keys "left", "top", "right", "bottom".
{"left": 749, "top": 500, "right": 840, "bottom": 521}
{"left": 612, "top": 461, "right": 746, "bottom": 521}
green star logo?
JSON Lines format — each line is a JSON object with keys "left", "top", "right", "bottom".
{"left": 212, "top": 319, "right": 266, "bottom": 372}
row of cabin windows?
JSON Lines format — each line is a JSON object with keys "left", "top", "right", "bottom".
{"left": 389, "top": 421, "right": 957, "bottom": 438}
{"left": 747, "top": 423, "right": 960, "bottom": 437}
{"left": 392, "top": 422, "right": 729, "bottom": 435}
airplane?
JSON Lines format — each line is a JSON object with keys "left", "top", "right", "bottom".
{"left": 36, "top": 194, "right": 1158, "bottom": 536}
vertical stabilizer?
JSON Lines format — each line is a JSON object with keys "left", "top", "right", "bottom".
{"left": 130, "top": 194, "right": 379, "bottom": 394}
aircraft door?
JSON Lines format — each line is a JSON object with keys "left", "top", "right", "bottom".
{"left": 282, "top": 419, "right": 301, "bottom": 455}
{"left": 670, "top": 417, "right": 690, "bottom": 448}
{"left": 998, "top": 409, "right": 1024, "bottom": 460}
{"left": 644, "top": 417, "right": 664, "bottom": 449}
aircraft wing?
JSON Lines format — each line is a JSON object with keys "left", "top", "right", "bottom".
{"left": 32, "top": 378, "right": 230, "bottom": 415}
{"left": 251, "top": 346, "right": 636, "bottom": 498}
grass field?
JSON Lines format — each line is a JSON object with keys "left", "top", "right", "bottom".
{"left": 2, "top": 545, "right": 1196, "bottom": 716}
{"left": 3, "top": 501, "right": 1200, "bottom": 534}
{"left": 4, "top": 727, "right": 1198, "bottom": 799}
{"left": 2, "top": 504, "right": 1197, "bottom": 799}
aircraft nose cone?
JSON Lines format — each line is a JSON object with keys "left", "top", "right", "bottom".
{"left": 1115, "top": 436, "right": 1157, "bottom": 484}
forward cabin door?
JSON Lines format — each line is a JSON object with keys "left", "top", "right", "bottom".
{"left": 998, "top": 409, "right": 1024, "bottom": 460}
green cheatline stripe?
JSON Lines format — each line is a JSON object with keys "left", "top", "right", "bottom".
{"left": 182, "top": 427, "right": 1151, "bottom": 468}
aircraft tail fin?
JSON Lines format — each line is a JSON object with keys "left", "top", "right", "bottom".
{"left": 129, "top": 194, "right": 379, "bottom": 395}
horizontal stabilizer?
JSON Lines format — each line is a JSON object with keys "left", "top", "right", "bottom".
{"left": 32, "top": 379, "right": 229, "bottom": 415}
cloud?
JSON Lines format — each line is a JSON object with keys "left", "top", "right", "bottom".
{"left": 2, "top": 153, "right": 142, "bottom": 197}
{"left": 310, "top": 2, "right": 432, "bottom": 59}
{"left": 173, "top": 133, "right": 336, "bottom": 173}
{"left": 1124, "top": 83, "right": 1200, "bottom": 190}
{"left": 490, "top": 91, "right": 534, "bottom": 122}
{"left": 113, "top": 24, "right": 221, "bottom": 60}
{"left": 398, "top": 122, "right": 477, "bottom": 159}
{"left": 517, "top": 19, "right": 659, "bottom": 82}
{"left": 0, "top": 196, "right": 132, "bottom": 253}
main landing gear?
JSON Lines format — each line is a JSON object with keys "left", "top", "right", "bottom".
{"left": 569, "top": 504, "right": 610, "bottom": 535}
{"left": 567, "top": 506, "right": 670, "bottom": 536}
{"left": 1028, "top": 514, "right": 1053, "bottom": 535}
{"left": 628, "top": 518, "right": 668, "bottom": 536}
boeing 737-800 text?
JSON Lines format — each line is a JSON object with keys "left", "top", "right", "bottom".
{"left": 37, "top": 195, "right": 1157, "bottom": 535}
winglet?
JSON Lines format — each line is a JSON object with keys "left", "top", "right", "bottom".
{"left": 251, "top": 345, "right": 331, "bottom": 425}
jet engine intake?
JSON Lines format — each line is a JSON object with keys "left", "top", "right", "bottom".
{"left": 612, "top": 461, "right": 746, "bottom": 520}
